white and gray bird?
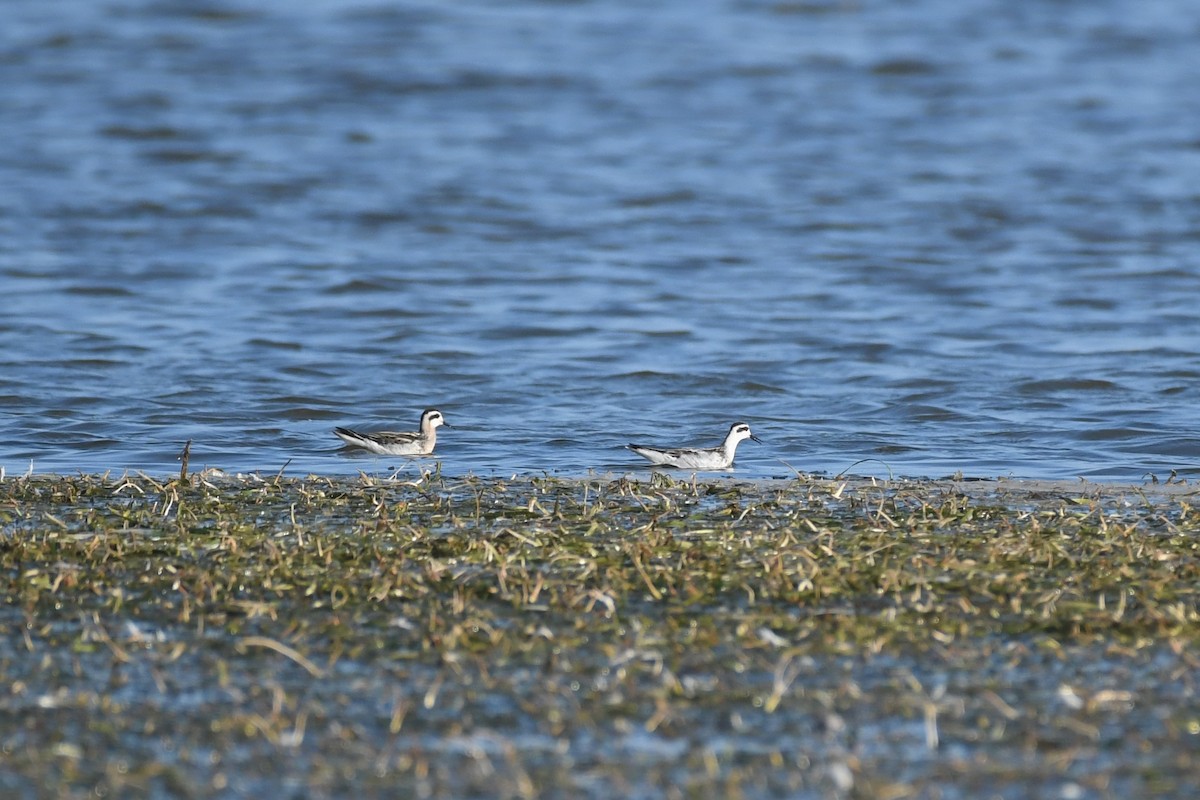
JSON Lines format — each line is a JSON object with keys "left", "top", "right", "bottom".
{"left": 334, "top": 408, "right": 449, "bottom": 456}
{"left": 627, "top": 421, "right": 761, "bottom": 470}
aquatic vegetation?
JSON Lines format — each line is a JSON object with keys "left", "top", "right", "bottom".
{"left": 1, "top": 472, "right": 1198, "bottom": 798}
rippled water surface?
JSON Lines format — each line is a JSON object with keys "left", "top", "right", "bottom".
{"left": 4, "top": 0, "right": 1200, "bottom": 480}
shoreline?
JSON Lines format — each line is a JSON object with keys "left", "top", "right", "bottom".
{"left": 5, "top": 465, "right": 1198, "bottom": 486}
{"left": 6, "top": 467, "right": 1200, "bottom": 502}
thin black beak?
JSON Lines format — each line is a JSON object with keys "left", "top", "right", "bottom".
{"left": 750, "top": 434, "right": 763, "bottom": 444}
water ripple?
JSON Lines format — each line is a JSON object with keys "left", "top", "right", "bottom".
{"left": 4, "top": 0, "right": 1200, "bottom": 480}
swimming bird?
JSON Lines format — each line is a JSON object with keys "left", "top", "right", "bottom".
{"left": 627, "top": 422, "right": 762, "bottom": 470}
{"left": 334, "top": 409, "right": 449, "bottom": 456}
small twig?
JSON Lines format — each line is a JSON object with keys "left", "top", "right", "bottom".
{"left": 777, "top": 459, "right": 805, "bottom": 480}
{"left": 178, "top": 440, "right": 192, "bottom": 482}
{"left": 835, "top": 458, "right": 894, "bottom": 481}
{"left": 237, "top": 635, "right": 325, "bottom": 678}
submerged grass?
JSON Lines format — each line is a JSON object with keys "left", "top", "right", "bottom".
{"left": 1, "top": 470, "right": 1199, "bottom": 798}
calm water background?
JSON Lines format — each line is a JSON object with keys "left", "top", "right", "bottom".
{"left": 3, "top": 0, "right": 1200, "bottom": 480}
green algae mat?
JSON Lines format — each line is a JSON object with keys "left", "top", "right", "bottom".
{"left": 2, "top": 471, "right": 1199, "bottom": 798}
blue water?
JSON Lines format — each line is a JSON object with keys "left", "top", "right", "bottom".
{"left": 3, "top": 0, "right": 1200, "bottom": 480}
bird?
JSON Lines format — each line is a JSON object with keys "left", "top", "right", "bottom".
{"left": 334, "top": 408, "right": 449, "bottom": 456}
{"left": 627, "top": 421, "right": 762, "bottom": 470}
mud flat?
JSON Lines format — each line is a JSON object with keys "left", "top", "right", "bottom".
{"left": 2, "top": 471, "right": 1198, "bottom": 798}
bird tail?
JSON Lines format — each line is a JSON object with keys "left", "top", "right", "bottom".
{"left": 334, "top": 427, "right": 367, "bottom": 446}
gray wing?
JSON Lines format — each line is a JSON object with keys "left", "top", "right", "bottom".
{"left": 370, "top": 430, "right": 422, "bottom": 445}
{"left": 334, "top": 427, "right": 420, "bottom": 446}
